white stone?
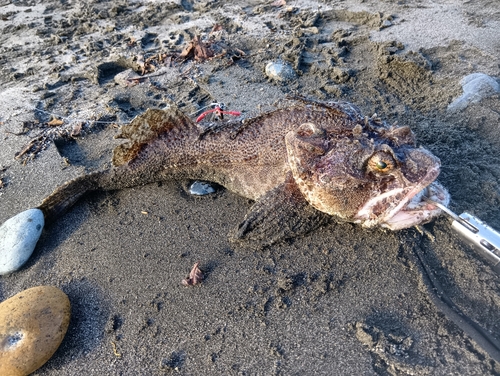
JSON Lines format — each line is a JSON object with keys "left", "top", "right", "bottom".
{"left": 265, "top": 61, "right": 297, "bottom": 82}
{"left": 447, "top": 73, "right": 500, "bottom": 112}
{"left": 380, "top": 20, "right": 392, "bottom": 29}
{"left": 0, "top": 209, "right": 44, "bottom": 275}
{"left": 189, "top": 181, "right": 215, "bottom": 196}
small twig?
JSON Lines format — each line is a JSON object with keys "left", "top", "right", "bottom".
{"left": 14, "top": 136, "right": 42, "bottom": 160}
{"left": 111, "top": 340, "right": 122, "bottom": 358}
{"left": 4, "top": 129, "right": 29, "bottom": 136}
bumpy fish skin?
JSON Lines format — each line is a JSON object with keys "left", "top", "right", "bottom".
{"left": 284, "top": 102, "right": 448, "bottom": 230}
{"left": 38, "top": 98, "right": 449, "bottom": 245}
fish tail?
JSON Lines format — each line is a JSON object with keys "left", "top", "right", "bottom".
{"left": 38, "top": 170, "right": 105, "bottom": 223}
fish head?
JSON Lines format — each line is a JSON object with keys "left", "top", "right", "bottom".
{"left": 285, "top": 120, "right": 450, "bottom": 230}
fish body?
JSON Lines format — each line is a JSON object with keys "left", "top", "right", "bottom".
{"left": 112, "top": 104, "right": 306, "bottom": 200}
{"left": 39, "top": 98, "right": 449, "bottom": 245}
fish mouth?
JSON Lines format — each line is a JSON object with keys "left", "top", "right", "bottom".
{"left": 355, "top": 167, "right": 450, "bottom": 230}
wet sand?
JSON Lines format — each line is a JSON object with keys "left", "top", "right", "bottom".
{"left": 1, "top": 1, "right": 500, "bottom": 374}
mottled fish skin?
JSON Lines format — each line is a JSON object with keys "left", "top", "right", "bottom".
{"left": 38, "top": 98, "right": 448, "bottom": 241}
{"left": 283, "top": 103, "right": 448, "bottom": 229}
{"left": 39, "top": 100, "right": 351, "bottom": 219}
{"left": 110, "top": 101, "right": 355, "bottom": 201}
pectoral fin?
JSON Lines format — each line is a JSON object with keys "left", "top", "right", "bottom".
{"left": 230, "top": 174, "right": 330, "bottom": 248}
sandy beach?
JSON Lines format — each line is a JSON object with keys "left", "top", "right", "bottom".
{"left": 1, "top": 0, "right": 500, "bottom": 374}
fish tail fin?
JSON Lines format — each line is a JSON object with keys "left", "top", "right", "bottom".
{"left": 38, "top": 171, "right": 104, "bottom": 223}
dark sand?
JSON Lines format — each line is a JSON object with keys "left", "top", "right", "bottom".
{"left": 1, "top": 1, "right": 500, "bottom": 374}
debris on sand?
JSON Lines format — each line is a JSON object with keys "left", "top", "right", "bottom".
{"left": 0, "top": 166, "right": 6, "bottom": 189}
{"left": 178, "top": 35, "right": 215, "bottom": 62}
{"left": 13, "top": 120, "right": 98, "bottom": 164}
{"left": 177, "top": 33, "right": 245, "bottom": 64}
{"left": 272, "top": 0, "right": 287, "bottom": 7}
{"left": 182, "top": 262, "right": 204, "bottom": 286}
{"left": 47, "top": 118, "right": 64, "bottom": 127}
{"left": 15, "top": 134, "right": 49, "bottom": 163}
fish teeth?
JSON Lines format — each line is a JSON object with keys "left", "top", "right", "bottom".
{"left": 406, "top": 189, "right": 425, "bottom": 210}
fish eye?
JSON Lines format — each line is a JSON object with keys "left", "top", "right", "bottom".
{"left": 368, "top": 152, "right": 395, "bottom": 173}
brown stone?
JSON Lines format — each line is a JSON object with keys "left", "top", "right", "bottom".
{"left": 0, "top": 286, "right": 71, "bottom": 376}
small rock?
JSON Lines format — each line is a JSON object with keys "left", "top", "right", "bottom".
{"left": 447, "top": 73, "right": 500, "bottom": 112}
{"left": 189, "top": 181, "right": 215, "bottom": 196}
{"left": 0, "top": 286, "right": 71, "bottom": 376}
{"left": 114, "top": 68, "right": 141, "bottom": 87}
{"left": 380, "top": 20, "right": 392, "bottom": 29}
{"left": 302, "top": 26, "right": 319, "bottom": 35}
{"left": 0, "top": 208, "right": 44, "bottom": 275}
{"left": 265, "top": 61, "right": 297, "bottom": 82}
{"left": 329, "top": 66, "right": 351, "bottom": 84}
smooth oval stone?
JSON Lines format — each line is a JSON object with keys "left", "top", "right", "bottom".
{"left": 265, "top": 61, "right": 297, "bottom": 82}
{"left": 0, "top": 286, "right": 71, "bottom": 376}
{"left": 189, "top": 181, "right": 216, "bottom": 196}
{"left": 0, "top": 208, "right": 44, "bottom": 275}
{"left": 447, "top": 73, "right": 500, "bottom": 112}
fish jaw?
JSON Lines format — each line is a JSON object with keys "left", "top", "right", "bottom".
{"left": 380, "top": 180, "right": 450, "bottom": 230}
{"left": 354, "top": 165, "right": 450, "bottom": 230}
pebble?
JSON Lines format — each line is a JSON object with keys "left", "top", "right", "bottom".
{"left": 189, "top": 181, "right": 216, "bottom": 196}
{"left": 447, "top": 73, "right": 500, "bottom": 112}
{"left": 0, "top": 208, "right": 44, "bottom": 275}
{"left": 265, "top": 60, "right": 297, "bottom": 82}
{"left": 114, "top": 68, "right": 141, "bottom": 87}
{"left": 0, "top": 286, "right": 71, "bottom": 376}
{"left": 380, "top": 20, "right": 392, "bottom": 29}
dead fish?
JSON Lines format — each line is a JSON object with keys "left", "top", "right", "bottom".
{"left": 37, "top": 97, "right": 449, "bottom": 247}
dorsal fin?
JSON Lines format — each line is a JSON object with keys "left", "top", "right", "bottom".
{"left": 112, "top": 104, "right": 198, "bottom": 166}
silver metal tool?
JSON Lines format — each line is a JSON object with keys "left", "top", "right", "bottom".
{"left": 424, "top": 197, "right": 500, "bottom": 274}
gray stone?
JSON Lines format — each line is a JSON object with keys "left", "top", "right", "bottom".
{"left": 265, "top": 61, "right": 297, "bottom": 82}
{"left": 380, "top": 20, "right": 392, "bottom": 29}
{"left": 114, "top": 68, "right": 141, "bottom": 87}
{"left": 447, "top": 73, "right": 500, "bottom": 112}
{"left": 0, "top": 209, "right": 44, "bottom": 275}
{"left": 189, "top": 181, "right": 216, "bottom": 196}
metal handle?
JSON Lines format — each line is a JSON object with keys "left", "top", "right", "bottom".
{"left": 423, "top": 197, "right": 500, "bottom": 274}
{"left": 451, "top": 213, "right": 500, "bottom": 273}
